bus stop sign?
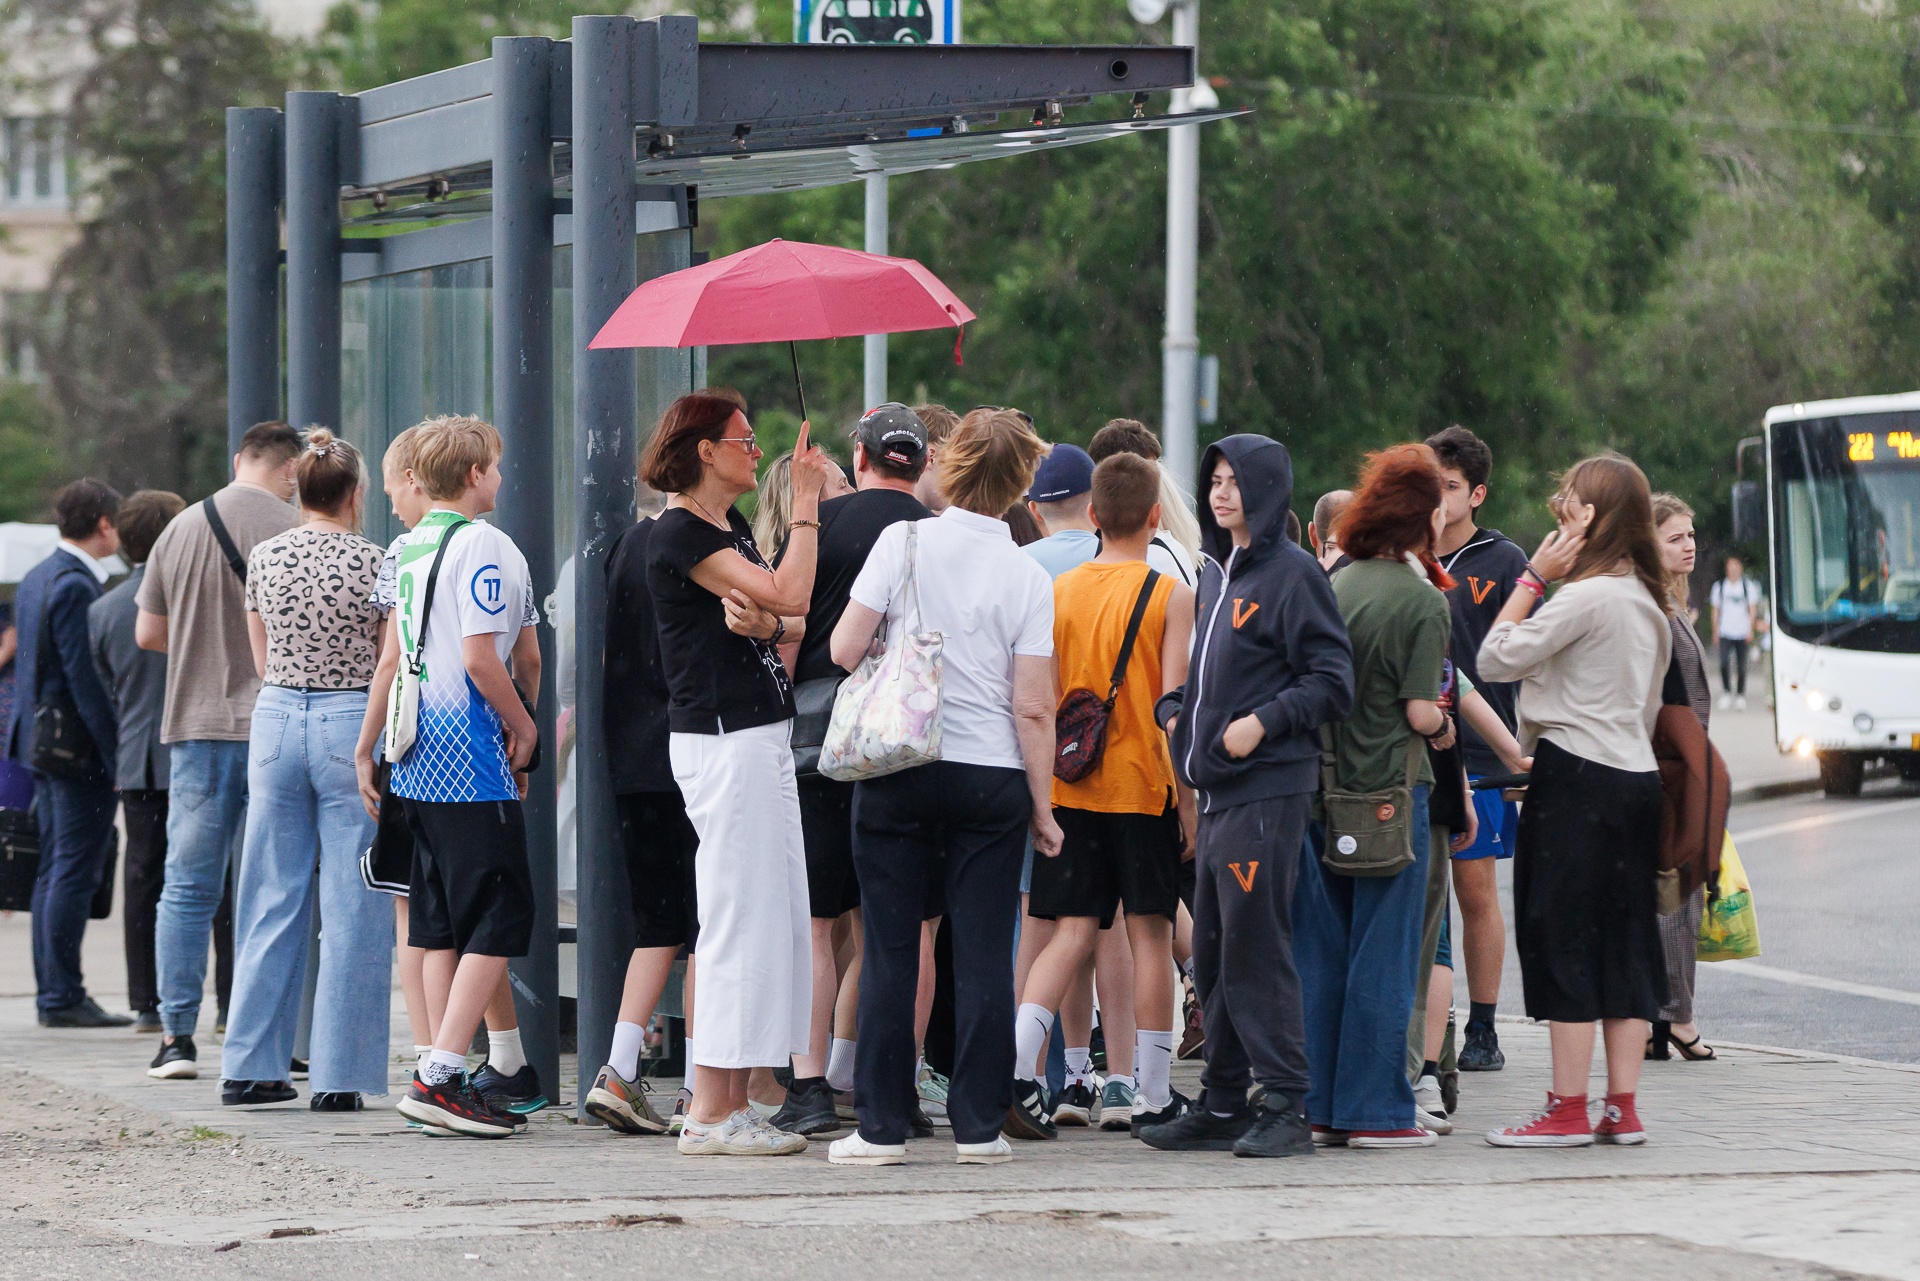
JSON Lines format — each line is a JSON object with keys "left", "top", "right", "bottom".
{"left": 796, "top": 0, "right": 960, "bottom": 45}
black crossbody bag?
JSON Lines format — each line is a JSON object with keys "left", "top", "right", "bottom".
{"left": 1054, "top": 570, "right": 1161, "bottom": 783}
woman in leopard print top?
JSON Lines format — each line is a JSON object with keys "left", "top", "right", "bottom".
{"left": 224, "top": 429, "right": 395, "bottom": 1111}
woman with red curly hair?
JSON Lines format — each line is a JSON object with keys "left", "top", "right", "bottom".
{"left": 1295, "top": 443, "right": 1454, "bottom": 1150}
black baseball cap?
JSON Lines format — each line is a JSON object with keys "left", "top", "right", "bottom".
{"left": 851, "top": 402, "right": 928, "bottom": 469}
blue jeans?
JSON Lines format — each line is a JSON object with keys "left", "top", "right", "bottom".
{"left": 30, "top": 772, "right": 117, "bottom": 1013}
{"left": 221, "top": 689, "right": 390, "bottom": 1093}
{"left": 157, "top": 739, "right": 249, "bottom": 1037}
{"left": 1295, "top": 783, "right": 1430, "bottom": 1132}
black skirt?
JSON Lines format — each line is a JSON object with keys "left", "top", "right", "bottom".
{"left": 1513, "top": 737, "right": 1668, "bottom": 1023}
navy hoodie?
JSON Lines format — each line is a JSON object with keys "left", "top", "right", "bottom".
{"left": 1155, "top": 435, "right": 1354, "bottom": 812}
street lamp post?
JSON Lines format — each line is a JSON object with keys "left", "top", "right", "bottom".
{"left": 1158, "top": 0, "right": 1201, "bottom": 495}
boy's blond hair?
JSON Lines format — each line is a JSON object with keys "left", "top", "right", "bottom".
{"left": 382, "top": 425, "right": 420, "bottom": 483}
{"left": 409, "top": 414, "right": 503, "bottom": 500}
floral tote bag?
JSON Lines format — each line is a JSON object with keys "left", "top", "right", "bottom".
{"left": 818, "top": 521, "right": 945, "bottom": 781}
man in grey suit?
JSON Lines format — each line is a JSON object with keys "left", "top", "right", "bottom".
{"left": 89, "top": 491, "right": 191, "bottom": 1035}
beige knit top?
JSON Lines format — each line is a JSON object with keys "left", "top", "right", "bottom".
{"left": 1477, "top": 570, "right": 1671, "bottom": 774}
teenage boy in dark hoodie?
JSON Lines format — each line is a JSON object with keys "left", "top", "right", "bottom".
{"left": 1141, "top": 435, "right": 1354, "bottom": 1159}
{"left": 1424, "top": 425, "right": 1530, "bottom": 1073}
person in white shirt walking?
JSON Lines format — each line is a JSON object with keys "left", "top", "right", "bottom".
{"left": 1708, "top": 556, "right": 1764, "bottom": 711}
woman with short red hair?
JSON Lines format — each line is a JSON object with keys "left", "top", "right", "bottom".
{"left": 1296, "top": 444, "right": 1454, "bottom": 1149}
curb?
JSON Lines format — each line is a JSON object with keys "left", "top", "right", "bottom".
{"left": 1731, "top": 776, "right": 1823, "bottom": 804}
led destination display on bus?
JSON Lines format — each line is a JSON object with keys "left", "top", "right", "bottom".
{"left": 1847, "top": 430, "right": 1920, "bottom": 463}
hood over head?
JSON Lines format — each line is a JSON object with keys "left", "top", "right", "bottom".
{"left": 1196, "top": 434, "right": 1296, "bottom": 568}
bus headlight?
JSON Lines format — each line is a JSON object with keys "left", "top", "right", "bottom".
{"left": 1806, "top": 689, "right": 1826, "bottom": 711}
{"left": 1855, "top": 712, "right": 1875, "bottom": 734}
{"left": 1794, "top": 737, "right": 1815, "bottom": 757}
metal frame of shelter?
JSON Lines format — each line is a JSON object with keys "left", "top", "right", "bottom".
{"left": 225, "top": 14, "right": 1213, "bottom": 1114}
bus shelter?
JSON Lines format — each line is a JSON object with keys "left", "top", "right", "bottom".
{"left": 225, "top": 13, "right": 1225, "bottom": 1111}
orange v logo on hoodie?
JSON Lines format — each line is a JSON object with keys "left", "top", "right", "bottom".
{"left": 1231, "top": 598, "right": 1260, "bottom": 628}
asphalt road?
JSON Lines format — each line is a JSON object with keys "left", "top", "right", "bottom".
{"left": 1482, "top": 774, "right": 1920, "bottom": 1063}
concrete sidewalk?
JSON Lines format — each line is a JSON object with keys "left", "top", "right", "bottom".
{"left": 2, "top": 991, "right": 1917, "bottom": 1281}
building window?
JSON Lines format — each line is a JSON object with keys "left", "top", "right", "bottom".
{"left": 3, "top": 116, "right": 68, "bottom": 209}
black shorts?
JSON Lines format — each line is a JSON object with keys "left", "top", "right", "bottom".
{"left": 402, "top": 797, "right": 535, "bottom": 957}
{"left": 1028, "top": 806, "right": 1183, "bottom": 927}
{"left": 363, "top": 761, "right": 415, "bottom": 896}
{"left": 616, "top": 791, "right": 700, "bottom": 951}
{"left": 799, "top": 776, "right": 862, "bottom": 920}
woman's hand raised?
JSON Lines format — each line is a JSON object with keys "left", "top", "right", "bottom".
{"left": 1530, "top": 528, "right": 1584, "bottom": 584}
{"left": 789, "top": 421, "right": 831, "bottom": 505}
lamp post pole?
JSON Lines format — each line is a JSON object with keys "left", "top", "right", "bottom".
{"left": 1160, "top": 0, "right": 1200, "bottom": 495}
{"left": 864, "top": 173, "right": 889, "bottom": 408}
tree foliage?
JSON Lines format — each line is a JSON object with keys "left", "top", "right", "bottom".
{"left": 9, "top": 0, "right": 285, "bottom": 499}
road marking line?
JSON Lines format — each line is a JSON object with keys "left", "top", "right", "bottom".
{"left": 1716, "top": 960, "right": 1920, "bottom": 1008}
{"left": 1731, "top": 797, "right": 1920, "bottom": 843}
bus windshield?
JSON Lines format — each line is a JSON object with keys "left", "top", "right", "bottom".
{"left": 1771, "top": 413, "right": 1920, "bottom": 653}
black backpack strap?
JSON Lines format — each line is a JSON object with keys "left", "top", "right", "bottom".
{"left": 407, "top": 519, "right": 471, "bottom": 674}
{"left": 202, "top": 496, "right": 247, "bottom": 583}
{"left": 1150, "top": 535, "right": 1193, "bottom": 584}
{"left": 1102, "top": 569, "right": 1162, "bottom": 709}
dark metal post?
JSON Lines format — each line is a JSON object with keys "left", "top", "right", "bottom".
{"left": 225, "top": 107, "right": 281, "bottom": 453}
{"left": 284, "top": 92, "right": 342, "bottom": 432}
{"left": 492, "top": 35, "right": 562, "bottom": 1107}
{"left": 571, "top": 14, "right": 639, "bottom": 1117}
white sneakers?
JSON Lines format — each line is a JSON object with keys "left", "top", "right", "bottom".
{"left": 955, "top": 1136, "right": 1012, "bottom": 1164}
{"left": 827, "top": 1133, "right": 907, "bottom": 1165}
{"left": 1736, "top": 695, "right": 1748, "bottom": 711}
{"left": 677, "top": 1109, "right": 808, "bottom": 1156}
{"left": 1414, "top": 1074, "right": 1453, "bottom": 1135}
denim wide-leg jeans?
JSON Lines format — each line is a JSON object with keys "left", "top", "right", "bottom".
{"left": 221, "top": 688, "right": 391, "bottom": 1094}
{"left": 157, "top": 739, "right": 249, "bottom": 1037}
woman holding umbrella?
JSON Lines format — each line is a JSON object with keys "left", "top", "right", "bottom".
{"left": 641, "top": 392, "right": 829, "bottom": 1157}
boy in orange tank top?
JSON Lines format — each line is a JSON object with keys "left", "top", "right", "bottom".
{"left": 1005, "top": 454, "right": 1199, "bottom": 1141}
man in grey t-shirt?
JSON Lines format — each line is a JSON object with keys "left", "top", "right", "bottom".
{"left": 135, "top": 421, "right": 301, "bottom": 1080}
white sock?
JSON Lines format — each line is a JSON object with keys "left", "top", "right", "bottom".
{"left": 609, "top": 1021, "right": 647, "bottom": 1081}
{"left": 487, "top": 1027, "right": 527, "bottom": 1076}
{"left": 415, "top": 1046, "right": 433, "bottom": 1076}
{"left": 1014, "top": 1003, "right": 1052, "bottom": 1082}
{"left": 827, "top": 1037, "right": 857, "bottom": 1093}
{"left": 423, "top": 1047, "right": 467, "bottom": 1086}
{"left": 1064, "top": 1046, "right": 1092, "bottom": 1086}
{"left": 1136, "top": 1030, "right": 1174, "bottom": 1109}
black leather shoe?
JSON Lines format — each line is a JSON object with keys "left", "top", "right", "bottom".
{"left": 222, "top": 1079, "right": 298, "bottom": 1106}
{"left": 310, "top": 1091, "right": 363, "bottom": 1112}
{"left": 40, "top": 998, "right": 134, "bottom": 1029}
{"left": 770, "top": 1077, "right": 842, "bottom": 1136}
{"left": 1138, "top": 1100, "right": 1254, "bottom": 1151}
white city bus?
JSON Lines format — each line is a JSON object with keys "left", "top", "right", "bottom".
{"left": 1740, "top": 393, "right": 1920, "bottom": 795}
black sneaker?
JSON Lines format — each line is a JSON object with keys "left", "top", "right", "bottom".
{"left": 222, "top": 1079, "right": 297, "bottom": 1106}
{"left": 1459, "top": 1023, "right": 1505, "bottom": 1072}
{"left": 310, "top": 1091, "right": 362, "bottom": 1112}
{"left": 1232, "top": 1091, "right": 1315, "bottom": 1159}
{"left": 770, "top": 1077, "right": 842, "bottom": 1136}
{"left": 1052, "top": 1081, "right": 1096, "bottom": 1127}
{"left": 39, "top": 997, "right": 134, "bottom": 1029}
{"left": 148, "top": 1035, "right": 198, "bottom": 1080}
{"left": 1003, "top": 1078, "right": 1057, "bottom": 1140}
{"left": 472, "top": 1063, "right": 548, "bottom": 1115}
{"left": 134, "top": 1010, "right": 163, "bottom": 1035}
{"left": 1129, "top": 1088, "right": 1195, "bottom": 1138}
{"left": 1439, "top": 1069, "right": 1459, "bottom": 1116}
{"left": 1138, "top": 1099, "right": 1253, "bottom": 1151}
{"left": 1089, "top": 1024, "right": 1107, "bottom": 1074}
{"left": 396, "top": 1071, "right": 516, "bottom": 1138}
{"left": 910, "top": 1101, "right": 935, "bottom": 1138}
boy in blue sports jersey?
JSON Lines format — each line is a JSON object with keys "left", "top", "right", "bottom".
{"left": 389, "top": 415, "right": 541, "bottom": 1139}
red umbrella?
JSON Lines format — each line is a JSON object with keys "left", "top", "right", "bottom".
{"left": 588, "top": 238, "right": 975, "bottom": 423}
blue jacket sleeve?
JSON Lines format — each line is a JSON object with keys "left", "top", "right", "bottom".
{"left": 51, "top": 579, "right": 118, "bottom": 770}
{"left": 1250, "top": 562, "right": 1354, "bottom": 740}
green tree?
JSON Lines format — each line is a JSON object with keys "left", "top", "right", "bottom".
{"left": 11, "top": 0, "right": 286, "bottom": 498}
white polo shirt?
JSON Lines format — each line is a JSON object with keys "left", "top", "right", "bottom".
{"left": 850, "top": 506, "right": 1054, "bottom": 770}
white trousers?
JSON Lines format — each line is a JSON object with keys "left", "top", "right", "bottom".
{"left": 670, "top": 720, "right": 811, "bottom": 1069}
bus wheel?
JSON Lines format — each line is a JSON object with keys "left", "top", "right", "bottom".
{"left": 1818, "top": 751, "right": 1864, "bottom": 797}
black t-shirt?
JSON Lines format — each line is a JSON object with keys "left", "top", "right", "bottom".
{"left": 604, "top": 518, "right": 676, "bottom": 794}
{"left": 1438, "top": 527, "right": 1532, "bottom": 774}
{"left": 778, "top": 488, "right": 929, "bottom": 685}
{"left": 646, "top": 505, "right": 796, "bottom": 735}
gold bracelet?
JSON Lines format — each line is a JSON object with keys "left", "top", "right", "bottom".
{"left": 788, "top": 519, "right": 821, "bottom": 531}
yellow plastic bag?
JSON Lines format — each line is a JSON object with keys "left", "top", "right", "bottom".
{"left": 1697, "top": 833, "right": 1760, "bottom": 962}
